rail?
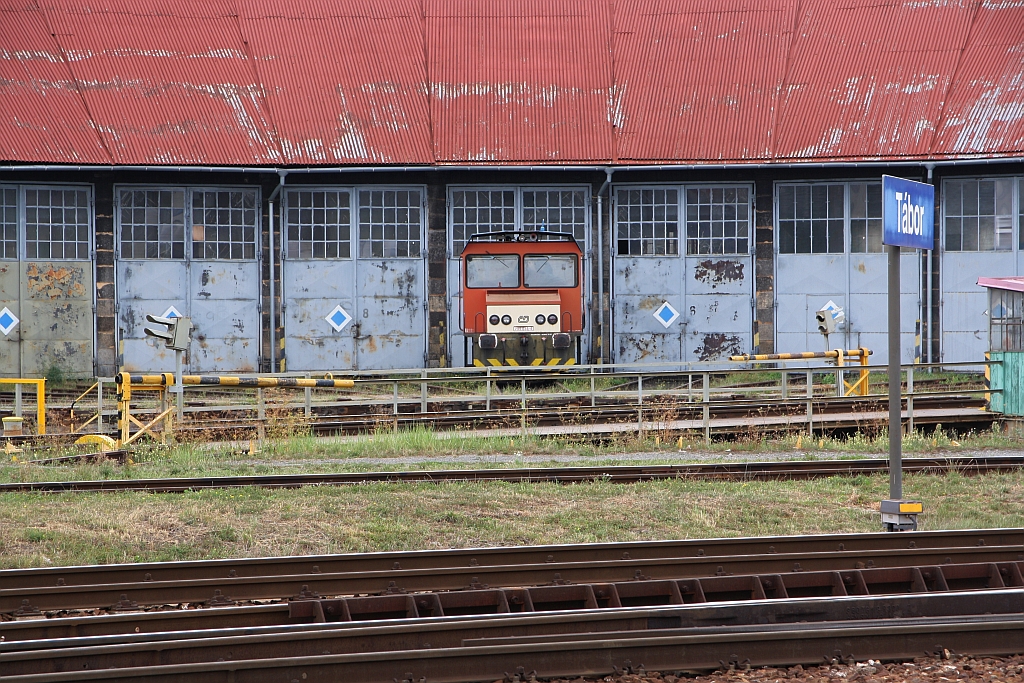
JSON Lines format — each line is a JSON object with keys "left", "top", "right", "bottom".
{"left": 0, "top": 378, "right": 46, "bottom": 435}
{"left": 61, "top": 359, "right": 998, "bottom": 444}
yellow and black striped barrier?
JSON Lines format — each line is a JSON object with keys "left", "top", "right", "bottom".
{"left": 730, "top": 348, "right": 872, "bottom": 397}
{"left": 117, "top": 373, "right": 354, "bottom": 389}
{"left": 115, "top": 372, "right": 354, "bottom": 446}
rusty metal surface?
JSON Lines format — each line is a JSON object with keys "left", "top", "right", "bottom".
{"left": 3, "top": 608, "right": 1024, "bottom": 682}
{"left": 3, "top": 573, "right": 1022, "bottom": 675}
{"left": 3, "top": 527, "right": 1016, "bottom": 593}
{"left": 18, "top": 260, "right": 93, "bottom": 378}
{"left": 4, "top": 579, "right": 1023, "bottom": 674}
{"left": 3, "top": 540, "right": 1023, "bottom": 614}
{"left": 3, "top": 2, "right": 1024, "bottom": 165}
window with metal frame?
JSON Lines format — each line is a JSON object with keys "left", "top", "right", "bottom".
{"left": 849, "top": 182, "right": 884, "bottom": 253}
{"left": 685, "top": 186, "right": 749, "bottom": 255}
{"left": 616, "top": 188, "right": 679, "bottom": 256}
{"left": 990, "top": 288, "right": 1024, "bottom": 353}
{"left": 466, "top": 254, "right": 519, "bottom": 288}
{"left": 358, "top": 189, "right": 421, "bottom": 258}
{"left": 118, "top": 189, "right": 186, "bottom": 260}
{"left": 522, "top": 189, "right": 587, "bottom": 242}
{"left": 0, "top": 187, "right": 16, "bottom": 260}
{"left": 944, "top": 178, "right": 1014, "bottom": 252}
{"left": 451, "top": 189, "right": 516, "bottom": 253}
{"left": 777, "top": 183, "right": 844, "bottom": 254}
{"left": 524, "top": 254, "right": 577, "bottom": 288}
{"left": 191, "top": 189, "right": 258, "bottom": 260}
{"left": 25, "top": 187, "right": 90, "bottom": 260}
{"left": 285, "top": 189, "right": 352, "bottom": 259}
{"left": 1020, "top": 178, "right": 1024, "bottom": 250}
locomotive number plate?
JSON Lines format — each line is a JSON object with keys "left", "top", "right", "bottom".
{"left": 513, "top": 325, "right": 535, "bottom": 331}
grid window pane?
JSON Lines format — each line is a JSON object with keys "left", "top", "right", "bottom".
{"left": 118, "top": 189, "right": 186, "bottom": 260}
{"left": 451, "top": 189, "right": 515, "bottom": 253}
{"left": 521, "top": 189, "right": 587, "bottom": 243}
{"left": 191, "top": 189, "right": 258, "bottom": 260}
{"left": 615, "top": 187, "right": 679, "bottom": 256}
{"left": 684, "top": 185, "right": 750, "bottom": 255}
{"left": 778, "top": 183, "right": 845, "bottom": 254}
{"left": 25, "top": 187, "right": 90, "bottom": 260}
{"left": 358, "top": 189, "right": 421, "bottom": 259}
{"left": 285, "top": 190, "right": 351, "bottom": 260}
{"left": 0, "top": 187, "right": 16, "bottom": 259}
{"left": 945, "top": 178, "right": 1013, "bottom": 252}
{"left": 849, "top": 182, "right": 883, "bottom": 253}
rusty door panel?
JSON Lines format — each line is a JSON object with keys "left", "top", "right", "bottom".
{"left": 188, "top": 262, "right": 259, "bottom": 373}
{"left": 613, "top": 256, "right": 685, "bottom": 364}
{"left": 777, "top": 253, "right": 919, "bottom": 364}
{"left": 20, "top": 261, "right": 93, "bottom": 378}
{"left": 118, "top": 260, "right": 188, "bottom": 373}
{"left": 355, "top": 260, "right": 426, "bottom": 370}
{"left": 685, "top": 257, "right": 751, "bottom": 361}
{"left": 282, "top": 260, "right": 357, "bottom": 372}
{"left": 0, "top": 262, "right": 21, "bottom": 376}
{"left": 118, "top": 260, "right": 259, "bottom": 373}
{"left": 941, "top": 251, "right": 1015, "bottom": 364}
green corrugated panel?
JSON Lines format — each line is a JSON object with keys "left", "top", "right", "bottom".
{"left": 990, "top": 352, "right": 1024, "bottom": 416}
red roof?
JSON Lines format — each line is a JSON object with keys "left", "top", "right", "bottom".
{"left": 2, "top": 0, "right": 1023, "bottom": 166}
{"left": 979, "top": 277, "right": 1024, "bottom": 293}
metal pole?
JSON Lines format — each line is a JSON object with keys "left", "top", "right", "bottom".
{"left": 888, "top": 243, "right": 902, "bottom": 500}
{"left": 269, "top": 198, "right": 276, "bottom": 373}
{"left": 596, "top": 192, "right": 604, "bottom": 363}
{"left": 174, "top": 349, "right": 184, "bottom": 420}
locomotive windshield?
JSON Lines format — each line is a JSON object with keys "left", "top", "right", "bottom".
{"left": 524, "top": 254, "right": 577, "bottom": 288}
{"left": 466, "top": 254, "right": 520, "bottom": 288}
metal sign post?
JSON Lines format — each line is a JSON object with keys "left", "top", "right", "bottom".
{"left": 880, "top": 175, "right": 934, "bottom": 531}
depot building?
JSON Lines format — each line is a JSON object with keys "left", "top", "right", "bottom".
{"left": 1, "top": 0, "right": 1022, "bottom": 377}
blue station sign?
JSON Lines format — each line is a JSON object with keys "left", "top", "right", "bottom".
{"left": 882, "top": 175, "right": 934, "bottom": 250}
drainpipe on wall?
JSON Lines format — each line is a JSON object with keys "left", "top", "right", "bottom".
{"left": 267, "top": 171, "right": 287, "bottom": 373}
{"left": 596, "top": 168, "right": 614, "bottom": 364}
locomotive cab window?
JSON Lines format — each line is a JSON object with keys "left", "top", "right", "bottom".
{"left": 524, "top": 254, "right": 577, "bottom": 288}
{"left": 466, "top": 254, "right": 519, "bottom": 288}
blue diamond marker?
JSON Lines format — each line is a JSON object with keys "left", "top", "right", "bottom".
{"left": 325, "top": 305, "right": 352, "bottom": 332}
{"left": 0, "top": 307, "right": 19, "bottom": 336}
{"left": 653, "top": 301, "right": 679, "bottom": 329}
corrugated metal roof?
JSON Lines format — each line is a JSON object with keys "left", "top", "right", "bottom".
{"left": 979, "top": 276, "right": 1024, "bottom": 293}
{"left": 1, "top": 0, "right": 1023, "bottom": 166}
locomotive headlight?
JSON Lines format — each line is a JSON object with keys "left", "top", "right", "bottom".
{"left": 535, "top": 314, "right": 546, "bottom": 325}
{"left": 547, "top": 314, "right": 559, "bottom": 325}
{"left": 501, "top": 314, "right": 512, "bottom": 325}
{"left": 489, "top": 314, "right": 500, "bottom": 325}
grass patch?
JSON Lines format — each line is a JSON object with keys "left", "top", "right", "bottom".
{"left": 0, "top": 424, "right": 1020, "bottom": 485}
{"left": 1, "top": 471, "right": 1022, "bottom": 568}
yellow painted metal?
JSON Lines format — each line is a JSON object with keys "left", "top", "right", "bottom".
{"left": 899, "top": 502, "right": 924, "bottom": 513}
{"left": 74, "top": 434, "right": 118, "bottom": 450}
{"left": 0, "top": 378, "right": 46, "bottom": 435}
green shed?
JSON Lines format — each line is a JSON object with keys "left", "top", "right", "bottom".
{"left": 980, "top": 277, "right": 1024, "bottom": 416}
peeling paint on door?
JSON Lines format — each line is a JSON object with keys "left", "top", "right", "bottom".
{"left": 693, "top": 259, "right": 744, "bottom": 288}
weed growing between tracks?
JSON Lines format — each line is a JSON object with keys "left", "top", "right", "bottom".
{"left": 0, "top": 424, "right": 1019, "bottom": 484}
{"left": 0, "top": 470, "right": 1022, "bottom": 568}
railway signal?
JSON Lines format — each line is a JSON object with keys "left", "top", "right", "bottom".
{"left": 144, "top": 314, "right": 193, "bottom": 420}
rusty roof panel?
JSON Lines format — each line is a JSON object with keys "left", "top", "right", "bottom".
{"left": 931, "top": 0, "right": 1024, "bottom": 157}
{"left": 0, "top": 3, "right": 110, "bottom": 163}
{"left": 425, "top": 0, "right": 615, "bottom": 163}
{"left": 37, "top": 0, "right": 282, "bottom": 165}
{"left": 239, "top": 0, "right": 433, "bottom": 165}
{"left": 1, "top": 0, "right": 1023, "bottom": 166}
{"left": 772, "top": 0, "right": 974, "bottom": 161}
{"left": 614, "top": 0, "right": 795, "bottom": 163}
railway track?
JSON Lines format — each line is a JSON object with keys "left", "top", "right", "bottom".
{"left": 2, "top": 528, "right": 1020, "bottom": 615}
{"left": 1, "top": 531, "right": 1023, "bottom": 681}
{"left": 2, "top": 454, "right": 1021, "bottom": 496}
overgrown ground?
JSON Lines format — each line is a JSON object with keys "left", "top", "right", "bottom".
{"left": 1, "top": 424, "right": 1018, "bottom": 482}
{"left": 1, "top": 425, "right": 1021, "bottom": 569}
{"left": 2, "top": 469, "right": 1023, "bottom": 569}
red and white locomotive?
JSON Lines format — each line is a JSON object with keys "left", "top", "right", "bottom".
{"left": 461, "top": 231, "right": 584, "bottom": 367}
